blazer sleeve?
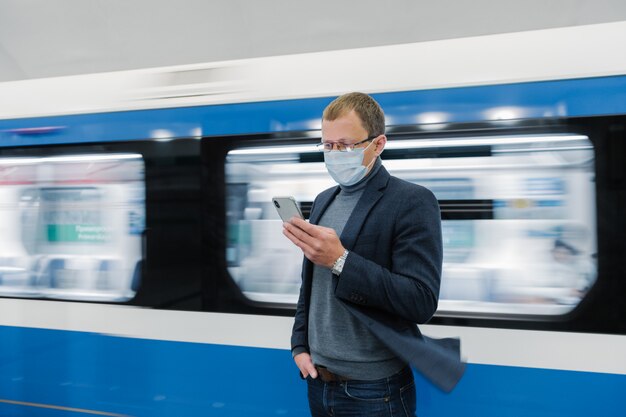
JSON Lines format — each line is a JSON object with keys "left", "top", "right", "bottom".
{"left": 290, "top": 255, "right": 309, "bottom": 354}
{"left": 290, "top": 195, "right": 321, "bottom": 354}
{"left": 334, "top": 186, "right": 443, "bottom": 323}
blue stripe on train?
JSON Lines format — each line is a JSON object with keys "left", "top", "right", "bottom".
{"left": 0, "top": 325, "right": 624, "bottom": 416}
{"left": 1, "top": 75, "right": 626, "bottom": 147}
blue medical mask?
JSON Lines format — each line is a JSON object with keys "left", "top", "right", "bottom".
{"left": 323, "top": 140, "right": 376, "bottom": 186}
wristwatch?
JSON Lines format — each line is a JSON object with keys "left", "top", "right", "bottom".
{"left": 331, "top": 249, "right": 349, "bottom": 276}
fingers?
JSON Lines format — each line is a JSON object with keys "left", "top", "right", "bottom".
{"left": 294, "top": 352, "right": 318, "bottom": 379}
{"left": 284, "top": 219, "right": 314, "bottom": 243}
{"left": 283, "top": 220, "right": 344, "bottom": 267}
{"left": 290, "top": 217, "right": 324, "bottom": 238}
{"left": 283, "top": 221, "right": 319, "bottom": 251}
{"left": 283, "top": 226, "right": 325, "bottom": 265}
{"left": 283, "top": 220, "right": 308, "bottom": 241}
{"left": 285, "top": 219, "right": 335, "bottom": 246}
{"left": 305, "top": 361, "right": 318, "bottom": 379}
{"left": 283, "top": 225, "right": 315, "bottom": 254}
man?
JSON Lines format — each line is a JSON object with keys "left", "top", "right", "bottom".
{"left": 283, "top": 92, "right": 464, "bottom": 417}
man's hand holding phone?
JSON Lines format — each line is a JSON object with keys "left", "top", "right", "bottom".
{"left": 283, "top": 217, "right": 345, "bottom": 269}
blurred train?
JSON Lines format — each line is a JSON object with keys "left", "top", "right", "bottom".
{"left": 1, "top": 21, "right": 625, "bottom": 417}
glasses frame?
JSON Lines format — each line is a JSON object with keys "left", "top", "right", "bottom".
{"left": 316, "top": 135, "right": 380, "bottom": 153}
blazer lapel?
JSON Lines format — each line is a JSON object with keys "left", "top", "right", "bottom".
{"left": 303, "top": 186, "right": 340, "bottom": 294}
{"left": 308, "top": 186, "right": 340, "bottom": 225}
{"left": 340, "top": 165, "right": 390, "bottom": 250}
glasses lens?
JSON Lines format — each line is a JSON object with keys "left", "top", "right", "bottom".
{"left": 319, "top": 142, "right": 365, "bottom": 152}
{"left": 319, "top": 143, "right": 339, "bottom": 152}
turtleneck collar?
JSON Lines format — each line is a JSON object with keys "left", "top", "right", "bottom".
{"left": 339, "top": 157, "right": 383, "bottom": 194}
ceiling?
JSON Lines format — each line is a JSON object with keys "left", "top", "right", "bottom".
{"left": 1, "top": 0, "right": 626, "bottom": 82}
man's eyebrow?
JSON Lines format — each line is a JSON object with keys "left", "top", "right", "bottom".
{"left": 322, "top": 137, "right": 354, "bottom": 143}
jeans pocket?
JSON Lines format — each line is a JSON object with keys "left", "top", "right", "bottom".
{"left": 400, "top": 381, "right": 416, "bottom": 417}
{"left": 343, "top": 380, "right": 390, "bottom": 402}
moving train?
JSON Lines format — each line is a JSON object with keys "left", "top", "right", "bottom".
{"left": 1, "top": 21, "right": 625, "bottom": 416}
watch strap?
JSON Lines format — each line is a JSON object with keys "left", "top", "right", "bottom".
{"left": 331, "top": 249, "right": 349, "bottom": 275}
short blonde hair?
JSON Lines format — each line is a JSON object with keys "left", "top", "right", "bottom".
{"left": 322, "top": 92, "right": 385, "bottom": 137}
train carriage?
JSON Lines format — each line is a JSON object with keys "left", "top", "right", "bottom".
{"left": 0, "top": 21, "right": 625, "bottom": 417}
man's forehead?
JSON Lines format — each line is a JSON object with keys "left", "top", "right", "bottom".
{"left": 321, "top": 128, "right": 364, "bottom": 142}
{"left": 322, "top": 109, "right": 360, "bottom": 123}
{"left": 322, "top": 113, "right": 366, "bottom": 135}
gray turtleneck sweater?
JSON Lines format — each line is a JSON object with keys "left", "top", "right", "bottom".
{"left": 308, "top": 158, "right": 406, "bottom": 380}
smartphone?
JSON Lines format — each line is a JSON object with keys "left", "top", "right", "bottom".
{"left": 272, "top": 196, "right": 304, "bottom": 222}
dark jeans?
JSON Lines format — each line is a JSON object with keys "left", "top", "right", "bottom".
{"left": 306, "top": 366, "right": 416, "bottom": 417}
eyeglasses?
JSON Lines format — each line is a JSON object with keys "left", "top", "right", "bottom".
{"left": 316, "top": 135, "right": 379, "bottom": 153}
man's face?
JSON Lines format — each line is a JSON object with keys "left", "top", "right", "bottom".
{"left": 321, "top": 110, "right": 382, "bottom": 169}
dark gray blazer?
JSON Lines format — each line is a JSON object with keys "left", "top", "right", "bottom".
{"left": 291, "top": 165, "right": 465, "bottom": 392}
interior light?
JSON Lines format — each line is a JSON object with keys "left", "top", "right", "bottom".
{"left": 228, "top": 144, "right": 318, "bottom": 156}
{"left": 416, "top": 112, "right": 449, "bottom": 125}
{"left": 383, "top": 134, "right": 589, "bottom": 150}
{"left": 0, "top": 154, "right": 142, "bottom": 165}
{"left": 0, "top": 157, "right": 42, "bottom": 165}
{"left": 45, "top": 154, "right": 142, "bottom": 163}
{"left": 151, "top": 129, "right": 174, "bottom": 141}
{"left": 228, "top": 134, "right": 589, "bottom": 158}
{"left": 484, "top": 106, "right": 523, "bottom": 121}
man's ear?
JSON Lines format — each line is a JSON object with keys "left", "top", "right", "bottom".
{"left": 375, "top": 135, "right": 387, "bottom": 156}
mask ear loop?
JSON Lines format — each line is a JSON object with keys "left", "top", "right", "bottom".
{"left": 368, "top": 135, "right": 386, "bottom": 155}
{"left": 363, "top": 137, "right": 380, "bottom": 170}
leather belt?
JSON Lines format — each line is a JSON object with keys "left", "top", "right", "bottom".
{"left": 315, "top": 366, "right": 349, "bottom": 383}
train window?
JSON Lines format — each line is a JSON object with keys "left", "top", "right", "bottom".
{"left": 225, "top": 134, "right": 597, "bottom": 318}
{"left": 0, "top": 154, "right": 145, "bottom": 302}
